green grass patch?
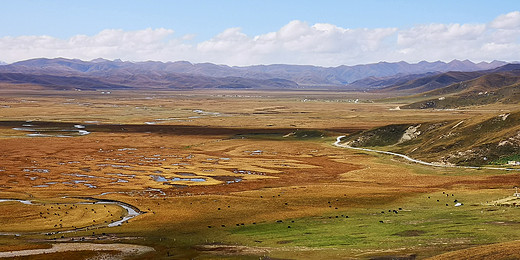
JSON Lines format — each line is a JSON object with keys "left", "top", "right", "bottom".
{"left": 236, "top": 130, "right": 329, "bottom": 141}
{"left": 491, "top": 154, "right": 520, "bottom": 165}
{"left": 226, "top": 190, "right": 520, "bottom": 258}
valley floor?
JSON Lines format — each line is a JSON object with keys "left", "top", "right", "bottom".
{"left": 0, "top": 90, "right": 519, "bottom": 259}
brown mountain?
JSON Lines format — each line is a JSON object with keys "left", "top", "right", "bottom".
{"left": 375, "top": 71, "right": 482, "bottom": 93}
{"left": 0, "top": 58, "right": 506, "bottom": 89}
{"left": 346, "top": 72, "right": 438, "bottom": 91}
{"left": 402, "top": 64, "right": 520, "bottom": 109}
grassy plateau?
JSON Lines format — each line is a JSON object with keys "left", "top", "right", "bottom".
{"left": 0, "top": 89, "right": 519, "bottom": 259}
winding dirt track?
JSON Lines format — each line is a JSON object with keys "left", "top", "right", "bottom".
{"left": 333, "top": 135, "right": 519, "bottom": 171}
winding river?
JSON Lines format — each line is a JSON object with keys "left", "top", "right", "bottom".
{"left": 0, "top": 198, "right": 143, "bottom": 235}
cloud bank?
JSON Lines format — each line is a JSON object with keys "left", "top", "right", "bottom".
{"left": 1, "top": 12, "right": 520, "bottom": 66}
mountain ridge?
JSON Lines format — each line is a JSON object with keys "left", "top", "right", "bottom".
{"left": 400, "top": 65, "right": 520, "bottom": 109}
{"left": 0, "top": 58, "right": 506, "bottom": 89}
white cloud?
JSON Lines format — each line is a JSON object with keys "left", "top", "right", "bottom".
{"left": 490, "top": 11, "right": 520, "bottom": 29}
{"left": 397, "top": 24, "right": 487, "bottom": 46}
{"left": 1, "top": 12, "right": 520, "bottom": 66}
{"left": 395, "top": 23, "right": 489, "bottom": 62}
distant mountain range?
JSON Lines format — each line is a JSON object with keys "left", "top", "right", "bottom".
{"left": 0, "top": 58, "right": 507, "bottom": 90}
{"left": 402, "top": 64, "right": 520, "bottom": 109}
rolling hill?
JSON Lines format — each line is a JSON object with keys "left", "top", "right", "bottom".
{"left": 340, "top": 111, "right": 520, "bottom": 166}
{"left": 376, "top": 71, "right": 483, "bottom": 93}
{"left": 0, "top": 71, "right": 299, "bottom": 90}
{"left": 402, "top": 65, "right": 520, "bottom": 109}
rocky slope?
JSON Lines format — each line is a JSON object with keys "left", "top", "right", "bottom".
{"left": 340, "top": 111, "right": 520, "bottom": 166}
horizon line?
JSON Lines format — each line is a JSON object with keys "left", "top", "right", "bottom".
{"left": 2, "top": 57, "right": 514, "bottom": 68}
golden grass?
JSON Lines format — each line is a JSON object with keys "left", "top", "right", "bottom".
{"left": 0, "top": 202, "right": 123, "bottom": 232}
{"left": 0, "top": 89, "right": 519, "bottom": 258}
{"left": 426, "top": 240, "right": 520, "bottom": 260}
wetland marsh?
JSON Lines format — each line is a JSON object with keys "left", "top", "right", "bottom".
{"left": 0, "top": 89, "right": 519, "bottom": 259}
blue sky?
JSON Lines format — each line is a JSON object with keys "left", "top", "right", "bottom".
{"left": 2, "top": 0, "right": 518, "bottom": 40}
{"left": 1, "top": 1, "right": 519, "bottom": 65}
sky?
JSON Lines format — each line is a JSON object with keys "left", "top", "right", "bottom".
{"left": 0, "top": 0, "right": 519, "bottom": 66}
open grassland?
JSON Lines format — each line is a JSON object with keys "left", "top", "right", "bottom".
{"left": 0, "top": 88, "right": 499, "bottom": 129}
{"left": 0, "top": 89, "right": 519, "bottom": 259}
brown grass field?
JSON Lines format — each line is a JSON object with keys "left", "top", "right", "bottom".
{"left": 0, "top": 88, "right": 519, "bottom": 259}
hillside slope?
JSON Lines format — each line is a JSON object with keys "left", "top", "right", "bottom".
{"left": 399, "top": 66, "right": 520, "bottom": 109}
{"left": 377, "top": 71, "right": 483, "bottom": 93}
{"left": 345, "top": 72, "right": 438, "bottom": 91}
{"left": 340, "top": 111, "right": 520, "bottom": 166}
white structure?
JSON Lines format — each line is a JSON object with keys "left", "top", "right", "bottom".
{"left": 514, "top": 187, "right": 520, "bottom": 197}
{"left": 508, "top": 161, "right": 520, "bottom": 166}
